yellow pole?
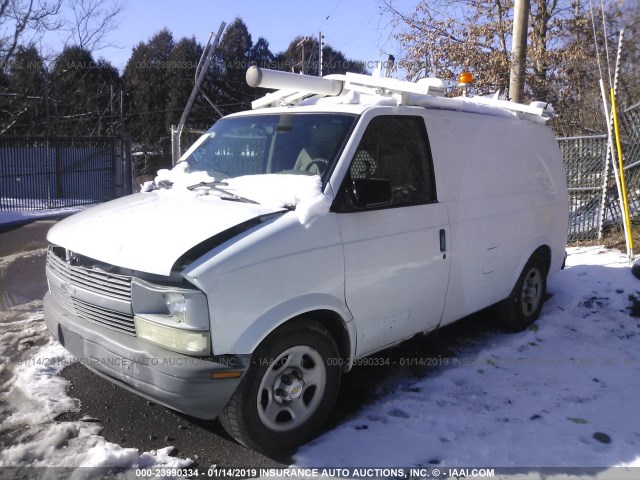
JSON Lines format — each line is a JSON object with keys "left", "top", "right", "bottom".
{"left": 610, "top": 88, "right": 634, "bottom": 257}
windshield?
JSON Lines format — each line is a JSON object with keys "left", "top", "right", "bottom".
{"left": 178, "top": 113, "right": 356, "bottom": 181}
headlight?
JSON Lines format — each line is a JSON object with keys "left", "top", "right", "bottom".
{"left": 131, "top": 278, "right": 211, "bottom": 355}
{"left": 134, "top": 316, "right": 210, "bottom": 355}
{"left": 165, "top": 292, "right": 187, "bottom": 323}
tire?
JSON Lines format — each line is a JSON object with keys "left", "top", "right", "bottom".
{"left": 219, "top": 320, "right": 341, "bottom": 455}
{"left": 632, "top": 259, "right": 640, "bottom": 280}
{"left": 497, "top": 254, "right": 547, "bottom": 331}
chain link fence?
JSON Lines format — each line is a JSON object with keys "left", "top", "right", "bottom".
{"left": 170, "top": 125, "right": 209, "bottom": 166}
{"left": 559, "top": 135, "right": 608, "bottom": 241}
{"left": 619, "top": 103, "right": 640, "bottom": 223}
{"left": 559, "top": 103, "right": 640, "bottom": 242}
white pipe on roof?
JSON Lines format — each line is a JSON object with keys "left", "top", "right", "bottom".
{"left": 246, "top": 66, "right": 343, "bottom": 97}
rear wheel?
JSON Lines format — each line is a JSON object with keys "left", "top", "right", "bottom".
{"left": 497, "top": 254, "right": 547, "bottom": 331}
{"left": 220, "top": 320, "right": 341, "bottom": 455}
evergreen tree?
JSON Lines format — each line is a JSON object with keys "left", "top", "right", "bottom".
{"left": 49, "top": 46, "right": 119, "bottom": 136}
{"left": 1, "top": 46, "right": 47, "bottom": 135}
{"left": 164, "top": 36, "right": 205, "bottom": 132}
{"left": 275, "top": 36, "right": 367, "bottom": 76}
{"left": 123, "top": 29, "right": 174, "bottom": 152}
{"left": 218, "top": 18, "right": 255, "bottom": 113}
{"left": 250, "top": 37, "right": 275, "bottom": 69}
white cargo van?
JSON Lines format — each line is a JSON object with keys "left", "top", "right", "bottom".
{"left": 44, "top": 67, "right": 568, "bottom": 454}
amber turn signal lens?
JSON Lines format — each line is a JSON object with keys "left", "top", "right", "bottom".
{"left": 210, "top": 371, "right": 243, "bottom": 380}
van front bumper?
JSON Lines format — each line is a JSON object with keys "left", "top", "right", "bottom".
{"left": 44, "top": 293, "right": 243, "bottom": 420}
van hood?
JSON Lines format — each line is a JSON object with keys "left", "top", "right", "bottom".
{"left": 47, "top": 192, "right": 284, "bottom": 276}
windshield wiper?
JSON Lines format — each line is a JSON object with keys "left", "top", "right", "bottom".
{"left": 186, "top": 181, "right": 228, "bottom": 190}
{"left": 187, "top": 181, "right": 259, "bottom": 205}
{"left": 144, "top": 179, "right": 174, "bottom": 191}
{"left": 157, "top": 180, "right": 174, "bottom": 189}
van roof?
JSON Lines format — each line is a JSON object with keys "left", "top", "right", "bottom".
{"left": 226, "top": 103, "right": 372, "bottom": 118}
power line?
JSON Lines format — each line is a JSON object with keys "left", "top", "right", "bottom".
{"left": 316, "top": 0, "right": 346, "bottom": 32}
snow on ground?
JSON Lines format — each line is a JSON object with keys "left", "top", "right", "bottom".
{"left": 1, "top": 343, "right": 190, "bottom": 472}
{"left": 1, "top": 245, "right": 640, "bottom": 474}
{"left": 0, "top": 251, "right": 192, "bottom": 476}
{"left": 0, "top": 206, "right": 86, "bottom": 228}
{"left": 295, "top": 246, "right": 640, "bottom": 469}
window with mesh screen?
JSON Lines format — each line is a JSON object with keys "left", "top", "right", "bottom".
{"left": 348, "top": 116, "right": 436, "bottom": 207}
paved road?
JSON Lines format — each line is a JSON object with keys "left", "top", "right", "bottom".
{"left": 0, "top": 220, "right": 52, "bottom": 311}
{"left": 0, "top": 219, "right": 56, "bottom": 256}
{"left": 0, "top": 220, "right": 498, "bottom": 469}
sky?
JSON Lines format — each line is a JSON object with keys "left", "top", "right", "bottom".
{"left": 71, "top": 0, "right": 408, "bottom": 72}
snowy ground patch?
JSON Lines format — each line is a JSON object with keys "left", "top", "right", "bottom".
{"left": 295, "top": 246, "right": 640, "bottom": 469}
{"left": 0, "top": 252, "right": 192, "bottom": 476}
{"left": 0, "top": 335, "right": 191, "bottom": 475}
{"left": 0, "top": 206, "right": 86, "bottom": 228}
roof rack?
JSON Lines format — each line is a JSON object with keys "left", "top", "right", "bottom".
{"left": 245, "top": 66, "right": 555, "bottom": 123}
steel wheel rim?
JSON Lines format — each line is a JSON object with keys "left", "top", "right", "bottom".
{"left": 521, "top": 267, "right": 543, "bottom": 317}
{"left": 257, "top": 345, "right": 326, "bottom": 432}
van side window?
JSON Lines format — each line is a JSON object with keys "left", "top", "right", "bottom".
{"left": 341, "top": 116, "right": 436, "bottom": 210}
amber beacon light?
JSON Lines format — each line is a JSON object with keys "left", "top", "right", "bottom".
{"left": 458, "top": 71, "right": 474, "bottom": 86}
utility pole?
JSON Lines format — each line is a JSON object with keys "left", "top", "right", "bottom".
{"left": 45, "top": 75, "right": 50, "bottom": 137}
{"left": 296, "top": 38, "right": 307, "bottom": 74}
{"left": 110, "top": 84, "right": 115, "bottom": 136}
{"left": 173, "top": 21, "right": 226, "bottom": 164}
{"left": 509, "top": 0, "right": 530, "bottom": 103}
{"left": 319, "top": 31, "right": 324, "bottom": 76}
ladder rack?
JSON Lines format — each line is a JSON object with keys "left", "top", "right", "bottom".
{"left": 245, "top": 66, "right": 555, "bottom": 123}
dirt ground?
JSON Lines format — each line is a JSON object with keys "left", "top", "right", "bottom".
{"left": 572, "top": 223, "right": 640, "bottom": 256}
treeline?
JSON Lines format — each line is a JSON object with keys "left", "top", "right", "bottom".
{"left": 0, "top": 18, "right": 366, "bottom": 170}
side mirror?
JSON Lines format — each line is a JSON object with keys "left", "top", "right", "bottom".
{"left": 352, "top": 178, "right": 392, "bottom": 208}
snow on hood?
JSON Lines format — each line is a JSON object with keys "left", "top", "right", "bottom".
{"left": 140, "top": 161, "right": 212, "bottom": 191}
{"left": 141, "top": 165, "right": 333, "bottom": 227}
{"left": 224, "top": 174, "right": 332, "bottom": 227}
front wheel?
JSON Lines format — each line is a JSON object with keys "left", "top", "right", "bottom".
{"left": 497, "top": 254, "right": 547, "bottom": 331}
{"left": 220, "top": 320, "right": 341, "bottom": 455}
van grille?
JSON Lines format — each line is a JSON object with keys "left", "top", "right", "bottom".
{"left": 47, "top": 248, "right": 136, "bottom": 336}
{"left": 47, "top": 249, "right": 132, "bottom": 301}
{"left": 73, "top": 298, "right": 137, "bottom": 335}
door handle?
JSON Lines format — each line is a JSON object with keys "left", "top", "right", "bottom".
{"left": 439, "top": 229, "right": 446, "bottom": 252}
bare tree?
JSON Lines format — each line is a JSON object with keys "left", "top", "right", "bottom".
{"left": 0, "top": 0, "right": 64, "bottom": 69}
{"left": 383, "top": 0, "right": 638, "bottom": 135}
{"left": 383, "top": 0, "right": 514, "bottom": 92}
{"left": 65, "top": 0, "right": 125, "bottom": 52}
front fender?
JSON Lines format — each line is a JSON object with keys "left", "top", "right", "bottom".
{"left": 229, "top": 293, "right": 355, "bottom": 362}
